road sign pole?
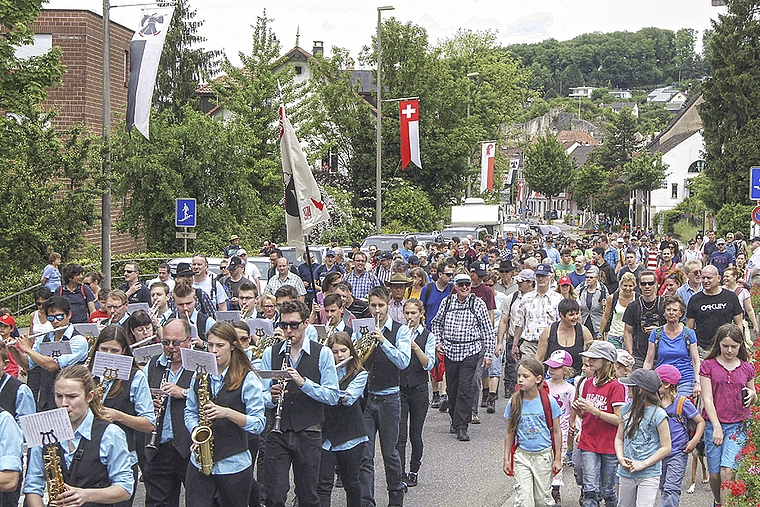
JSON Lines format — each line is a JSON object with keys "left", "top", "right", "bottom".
{"left": 184, "top": 227, "right": 188, "bottom": 254}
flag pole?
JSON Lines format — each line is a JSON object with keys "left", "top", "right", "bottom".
{"left": 303, "top": 239, "right": 320, "bottom": 323}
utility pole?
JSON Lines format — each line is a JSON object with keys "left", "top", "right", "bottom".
{"left": 102, "top": 0, "right": 112, "bottom": 288}
{"left": 375, "top": 6, "right": 394, "bottom": 233}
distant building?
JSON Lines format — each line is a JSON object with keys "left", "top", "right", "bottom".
{"left": 599, "top": 102, "right": 639, "bottom": 117}
{"left": 556, "top": 130, "right": 600, "bottom": 146}
{"left": 647, "top": 87, "right": 688, "bottom": 105}
{"left": 569, "top": 86, "right": 596, "bottom": 98}
{"left": 609, "top": 90, "right": 633, "bottom": 99}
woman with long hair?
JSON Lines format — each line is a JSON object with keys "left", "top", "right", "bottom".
{"left": 599, "top": 272, "right": 637, "bottom": 349}
{"left": 556, "top": 276, "right": 577, "bottom": 300}
{"left": 317, "top": 331, "right": 367, "bottom": 507}
{"left": 87, "top": 325, "right": 155, "bottom": 507}
{"left": 659, "top": 269, "right": 685, "bottom": 297}
{"left": 23, "top": 365, "right": 134, "bottom": 506}
{"left": 29, "top": 286, "right": 54, "bottom": 336}
{"left": 183, "top": 322, "right": 265, "bottom": 507}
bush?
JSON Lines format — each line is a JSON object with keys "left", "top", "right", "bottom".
{"left": 716, "top": 203, "right": 754, "bottom": 238}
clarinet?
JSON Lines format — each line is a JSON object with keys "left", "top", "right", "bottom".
{"left": 146, "top": 366, "right": 170, "bottom": 450}
{"left": 271, "top": 338, "right": 292, "bottom": 434}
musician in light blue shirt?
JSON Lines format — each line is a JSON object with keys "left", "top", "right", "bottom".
{"left": 0, "top": 408, "right": 23, "bottom": 506}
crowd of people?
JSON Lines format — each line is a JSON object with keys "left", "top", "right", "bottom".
{"left": 0, "top": 227, "right": 754, "bottom": 507}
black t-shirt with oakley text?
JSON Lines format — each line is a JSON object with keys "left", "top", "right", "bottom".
{"left": 685, "top": 289, "right": 743, "bottom": 350}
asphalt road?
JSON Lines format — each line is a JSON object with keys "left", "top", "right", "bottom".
{"left": 128, "top": 391, "right": 715, "bottom": 507}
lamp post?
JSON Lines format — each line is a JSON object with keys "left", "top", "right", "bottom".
{"left": 376, "top": 5, "right": 394, "bottom": 234}
{"left": 102, "top": 0, "right": 112, "bottom": 288}
{"left": 465, "top": 72, "right": 479, "bottom": 197}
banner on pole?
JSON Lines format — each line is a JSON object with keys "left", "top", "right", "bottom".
{"left": 400, "top": 100, "right": 422, "bottom": 170}
{"left": 480, "top": 142, "right": 496, "bottom": 192}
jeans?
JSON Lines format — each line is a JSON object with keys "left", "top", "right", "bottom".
{"left": 397, "top": 383, "right": 429, "bottom": 476}
{"left": 265, "top": 428, "right": 322, "bottom": 507}
{"left": 676, "top": 381, "right": 694, "bottom": 399}
{"left": 318, "top": 444, "right": 363, "bottom": 507}
{"left": 360, "top": 392, "right": 404, "bottom": 507}
{"left": 472, "top": 347, "right": 486, "bottom": 415}
{"left": 658, "top": 452, "right": 688, "bottom": 507}
{"left": 444, "top": 353, "right": 479, "bottom": 431}
{"left": 619, "top": 476, "right": 659, "bottom": 507}
{"left": 580, "top": 450, "right": 618, "bottom": 507}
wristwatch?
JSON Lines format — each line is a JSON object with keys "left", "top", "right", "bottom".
{"left": 182, "top": 388, "right": 189, "bottom": 398}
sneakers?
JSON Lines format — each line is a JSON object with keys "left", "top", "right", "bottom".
{"left": 450, "top": 422, "right": 456, "bottom": 434}
{"left": 486, "top": 392, "right": 496, "bottom": 414}
{"left": 439, "top": 395, "right": 449, "bottom": 413}
{"left": 405, "top": 472, "right": 418, "bottom": 487}
{"left": 552, "top": 486, "right": 561, "bottom": 506}
{"left": 457, "top": 428, "right": 470, "bottom": 441}
{"left": 431, "top": 392, "right": 441, "bottom": 409}
{"left": 480, "top": 388, "right": 489, "bottom": 408}
{"left": 471, "top": 414, "right": 481, "bottom": 424}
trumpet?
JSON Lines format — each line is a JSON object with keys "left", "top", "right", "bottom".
{"left": 271, "top": 338, "right": 292, "bottom": 434}
{"left": 146, "top": 367, "right": 170, "bottom": 450}
{"left": 321, "top": 321, "right": 338, "bottom": 345}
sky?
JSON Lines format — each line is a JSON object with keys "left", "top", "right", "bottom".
{"left": 45, "top": 0, "right": 725, "bottom": 67}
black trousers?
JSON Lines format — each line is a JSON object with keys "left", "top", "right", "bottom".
{"left": 396, "top": 383, "right": 429, "bottom": 476}
{"left": 444, "top": 353, "right": 479, "bottom": 431}
{"left": 144, "top": 443, "right": 189, "bottom": 507}
{"left": 317, "top": 444, "right": 363, "bottom": 507}
{"left": 185, "top": 462, "right": 252, "bottom": 507}
{"left": 503, "top": 337, "right": 518, "bottom": 394}
{"left": 248, "top": 432, "right": 261, "bottom": 507}
{"left": 257, "top": 408, "right": 274, "bottom": 504}
{"left": 265, "top": 428, "right": 322, "bottom": 507}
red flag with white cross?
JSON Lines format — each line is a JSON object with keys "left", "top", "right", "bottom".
{"left": 399, "top": 100, "right": 422, "bottom": 170}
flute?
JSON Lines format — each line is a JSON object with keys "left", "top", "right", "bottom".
{"left": 3, "top": 329, "right": 51, "bottom": 347}
{"left": 335, "top": 355, "right": 353, "bottom": 369}
{"left": 130, "top": 335, "right": 156, "bottom": 349}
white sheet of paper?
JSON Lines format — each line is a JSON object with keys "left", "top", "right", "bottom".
{"left": 128, "top": 303, "right": 151, "bottom": 315}
{"left": 215, "top": 311, "right": 241, "bottom": 323}
{"left": 20, "top": 408, "right": 75, "bottom": 447}
{"left": 255, "top": 370, "right": 293, "bottom": 380}
{"left": 39, "top": 341, "right": 72, "bottom": 358}
{"left": 133, "top": 343, "right": 164, "bottom": 364}
{"left": 352, "top": 318, "right": 376, "bottom": 336}
{"left": 92, "top": 352, "right": 133, "bottom": 381}
{"left": 189, "top": 323, "right": 199, "bottom": 339}
{"left": 180, "top": 348, "right": 218, "bottom": 376}
{"left": 73, "top": 323, "right": 100, "bottom": 340}
{"left": 246, "top": 318, "right": 274, "bottom": 338}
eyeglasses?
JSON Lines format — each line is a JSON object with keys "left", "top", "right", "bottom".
{"left": 47, "top": 313, "right": 67, "bottom": 322}
{"left": 123, "top": 269, "right": 134, "bottom": 274}
{"left": 161, "top": 339, "right": 188, "bottom": 347}
{"left": 262, "top": 304, "right": 276, "bottom": 309}
{"left": 640, "top": 280, "right": 656, "bottom": 286}
{"left": 35, "top": 301, "right": 45, "bottom": 307}
{"left": 105, "top": 304, "right": 125, "bottom": 310}
{"left": 278, "top": 320, "right": 303, "bottom": 330}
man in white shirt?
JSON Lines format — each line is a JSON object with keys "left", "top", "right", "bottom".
{"left": 147, "top": 263, "right": 175, "bottom": 292}
{"left": 747, "top": 236, "right": 760, "bottom": 284}
{"left": 190, "top": 254, "right": 228, "bottom": 311}
{"left": 237, "top": 249, "right": 262, "bottom": 293}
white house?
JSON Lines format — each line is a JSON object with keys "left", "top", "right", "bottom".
{"left": 569, "top": 86, "right": 596, "bottom": 98}
{"left": 610, "top": 90, "right": 633, "bottom": 99}
{"left": 647, "top": 87, "right": 688, "bottom": 105}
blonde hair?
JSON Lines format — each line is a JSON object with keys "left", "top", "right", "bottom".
{"left": 56, "top": 365, "right": 107, "bottom": 420}
{"left": 619, "top": 272, "right": 637, "bottom": 287}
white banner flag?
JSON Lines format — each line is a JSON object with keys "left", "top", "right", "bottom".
{"left": 126, "top": 8, "right": 174, "bottom": 139}
{"left": 280, "top": 105, "right": 329, "bottom": 258}
{"left": 480, "top": 142, "right": 496, "bottom": 193}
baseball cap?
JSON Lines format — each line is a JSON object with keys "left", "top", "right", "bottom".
{"left": 717, "top": 238, "right": 726, "bottom": 245}
{"left": 470, "top": 261, "right": 488, "bottom": 277}
{"left": 558, "top": 276, "right": 572, "bottom": 286}
{"left": 580, "top": 340, "right": 617, "bottom": 363}
{"left": 618, "top": 368, "right": 662, "bottom": 393}
{"left": 544, "top": 350, "right": 573, "bottom": 368}
{"left": 535, "top": 264, "right": 553, "bottom": 277}
{"left": 616, "top": 350, "right": 635, "bottom": 368}
{"left": 655, "top": 364, "right": 682, "bottom": 386}
{"left": 237, "top": 248, "right": 247, "bottom": 256}
{"left": 330, "top": 236, "right": 339, "bottom": 242}
{"left": 379, "top": 252, "right": 393, "bottom": 261}
{"left": 0, "top": 314, "right": 15, "bottom": 328}
{"left": 515, "top": 269, "right": 536, "bottom": 283}
{"left": 453, "top": 273, "right": 472, "bottom": 284}
{"left": 498, "top": 260, "right": 516, "bottom": 272}
{"left": 326, "top": 250, "right": 336, "bottom": 257}
{"left": 408, "top": 255, "right": 420, "bottom": 265}
{"left": 228, "top": 256, "right": 244, "bottom": 269}
{"left": 752, "top": 237, "right": 760, "bottom": 243}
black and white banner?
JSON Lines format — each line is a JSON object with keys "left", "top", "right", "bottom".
{"left": 126, "top": 8, "right": 174, "bottom": 139}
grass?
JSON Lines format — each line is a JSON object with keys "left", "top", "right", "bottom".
{"left": 673, "top": 220, "right": 700, "bottom": 243}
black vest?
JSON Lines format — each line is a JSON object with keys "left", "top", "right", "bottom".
{"left": 56, "top": 418, "right": 112, "bottom": 507}
{"left": 98, "top": 370, "right": 138, "bottom": 452}
{"left": 270, "top": 341, "right": 324, "bottom": 432}
{"left": 365, "top": 321, "right": 402, "bottom": 393}
{"left": 37, "top": 330, "right": 85, "bottom": 411}
{"left": 400, "top": 328, "right": 431, "bottom": 388}
{"left": 192, "top": 374, "right": 248, "bottom": 461}
{"left": 323, "top": 370, "right": 367, "bottom": 447}
{"left": 0, "top": 374, "right": 22, "bottom": 418}
{"left": 146, "top": 355, "right": 193, "bottom": 458}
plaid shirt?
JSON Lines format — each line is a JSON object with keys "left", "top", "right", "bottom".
{"left": 263, "top": 271, "right": 306, "bottom": 296}
{"left": 430, "top": 294, "right": 496, "bottom": 362}
{"left": 515, "top": 289, "right": 563, "bottom": 343}
{"left": 344, "top": 270, "right": 381, "bottom": 300}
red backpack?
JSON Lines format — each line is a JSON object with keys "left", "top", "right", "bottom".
{"left": 506, "top": 380, "right": 556, "bottom": 476}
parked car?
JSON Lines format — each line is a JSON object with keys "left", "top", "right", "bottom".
{"left": 543, "top": 209, "right": 558, "bottom": 220}
{"left": 439, "top": 226, "right": 488, "bottom": 242}
{"left": 502, "top": 222, "right": 531, "bottom": 238}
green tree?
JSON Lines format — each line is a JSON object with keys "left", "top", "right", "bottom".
{"left": 624, "top": 152, "right": 669, "bottom": 193}
{"left": 598, "top": 108, "right": 640, "bottom": 170}
{"left": 0, "top": 0, "right": 63, "bottom": 112}
{"left": 381, "top": 178, "right": 439, "bottom": 233}
{"left": 572, "top": 162, "right": 606, "bottom": 211}
{"left": 674, "top": 28, "right": 698, "bottom": 80}
{"left": 523, "top": 134, "right": 574, "bottom": 210}
{"left": 716, "top": 202, "right": 753, "bottom": 238}
{"left": 700, "top": 0, "right": 760, "bottom": 209}
{"left": 637, "top": 102, "right": 672, "bottom": 135}
{"left": 153, "top": 0, "right": 220, "bottom": 120}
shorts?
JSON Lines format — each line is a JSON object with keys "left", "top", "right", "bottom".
{"left": 705, "top": 420, "right": 746, "bottom": 473}
{"left": 485, "top": 351, "right": 502, "bottom": 377}
{"left": 607, "top": 335, "right": 623, "bottom": 350}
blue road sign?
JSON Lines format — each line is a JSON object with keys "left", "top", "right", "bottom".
{"left": 175, "top": 198, "right": 196, "bottom": 227}
{"left": 751, "top": 167, "right": 760, "bottom": 200}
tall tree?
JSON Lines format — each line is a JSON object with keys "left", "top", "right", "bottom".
{"left": 700, "top": 0, "right": 760, "bottom": 209}
{"left": 153, "top": 0, "right": 220, "bottom": 120}
{"left": 523, "top": 134, "right": 574, "bottom": 210}
{"left": 674, "top": 28, "right": 698, "bottom": 81}
{"left": 598, "top": 108, "right": 640, "bottom": 170}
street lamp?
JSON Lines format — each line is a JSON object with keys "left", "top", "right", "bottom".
{"left": 376, "top": 5, "right": 394, "bottom": 234}
{"left": 465, "top": 72, "right": 479, "bottom": 197}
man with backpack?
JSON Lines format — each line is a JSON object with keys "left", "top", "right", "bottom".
{"left": 622, "top": 270, "right": 666, "bottom": 369}
{"left": 190, "top": 254, "right": 228, "bottom": 313}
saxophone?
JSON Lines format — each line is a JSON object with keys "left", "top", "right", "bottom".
{"left": 191, "top": 366, "right": 214, "bottom": 476}
{"left": 249, "top": 330, "right": 278, "bottom": 359}
{"left": 42, "top": 432, "right": 65, "bottom": 506}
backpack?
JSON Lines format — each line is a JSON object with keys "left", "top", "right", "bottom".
{"left": 57, "top": 284, "right": 87, "bottom": 301}
{"left": 653, "top": 326, "right": 693, "bottom": 361}
{"left": 670, "top": 395, "right": 699, "bottom": 442}
{"left": 506, "top": 380, "right": 556, "bottom": 476}
{"left": 194, "top": 288, "right": 217, "bottom": 319}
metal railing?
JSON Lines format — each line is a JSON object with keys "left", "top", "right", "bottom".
{"left": 0, "top": 284, "right": 43, "bottom": 317}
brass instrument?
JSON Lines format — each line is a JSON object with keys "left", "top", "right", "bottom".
{"left": 249, "top": 329, "right": 277, "bottom": 359}
{"left": 355, "top": 314, "right": 380, "bottom": 365}
{"left": 42, "top": 432, "right": 65, "bottom": 505}
{"left": 191, "top": 365, "right": 214, "bottom": 475}
{"left": 271, "top": 338, "right": 292, "bottom": 434}
{"left": 146, "top": 367, "right": 170, "bottom": 450}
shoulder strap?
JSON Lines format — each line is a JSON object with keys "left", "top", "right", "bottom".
{"left": 539, "top": 385, "right": 556, "bottom": 458}
{"left": 422, "top": 282, "right": 435, "bottom": 307}
{"left": 57, "top": 286, "right": 63, "bottom": 296}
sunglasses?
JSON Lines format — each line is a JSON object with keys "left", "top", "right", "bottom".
{"left": 640, "top": 281, "right": 656, "bottom": 286}
{"left": 278, "top": 320, "right": 303, "bottom": 330}
{"left": 47, "top": 313, "right": 67, "bottom": 322}
{"left": 123, "top": 269, "right": 134, "bottom": 274}
{"left": 457, "top": 281, "right": 472, "bottom": 287}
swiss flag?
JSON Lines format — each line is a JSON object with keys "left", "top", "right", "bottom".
{"left": 400, "top": 100, "right": 422, "bottom": 170}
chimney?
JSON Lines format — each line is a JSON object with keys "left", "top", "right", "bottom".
{"left": 312, "top": 41, "right": 324, "bottom": 57}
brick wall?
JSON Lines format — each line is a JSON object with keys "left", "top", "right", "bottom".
{"left": 33, "top": 10, "right": 145, "bottom": 255}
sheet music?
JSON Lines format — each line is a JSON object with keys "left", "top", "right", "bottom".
{"left": 20, "top": 408, "right": 74, "bottom": 447}
{"left": 73, "top": 323, "right": 99, "bottom": 341}
{"left": 180, "top": 348, "right": 219, "bottom": 376}
{"left": 128, "top": 303, "right": 151, "bottom": 315}
{"left": 133, "top": 343, "right": 164, "bottom": 364}
{"left": 39, "top": 341, "right": 72, "bottom": 358}
{"left": 215, "top": 311, "right": 241, "bottom": 323}
{"left": 92, "top": 352, "right": 133, "bottom": 381}
{"left": 245, "top": 318, "right": 274, "bottom": 337}
{"left": 352, "top": 318, "right": 376, "bottom": 337}
{"left": 313, "top": 324, "right": 327, "bottom": 342}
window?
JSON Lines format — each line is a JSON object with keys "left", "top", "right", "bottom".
{"left": 661, "top": 181, "right": 668, "bottom": 190}
{"left": 671, "top": 183, "right": 678, "bottom": 199}
{"left": 688, "top": 160, "right": 705, "bottom": 173}
{"left": 295, "top": 65, "right": 302, "bottom": 75}
{"left": 15, "top": 34, "right": 51, "bottom": 60}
